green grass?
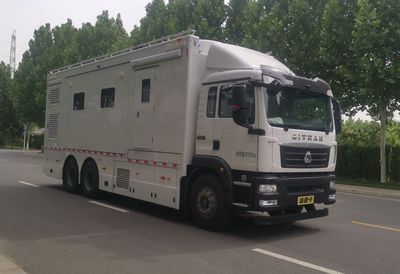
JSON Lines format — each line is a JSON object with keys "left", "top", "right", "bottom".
{"left": 336, "top": 178, "right": 400, "bottom": 191}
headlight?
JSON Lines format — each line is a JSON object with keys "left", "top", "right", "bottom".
{"left": 259, "top": 184, "right": 277, "bottom": 193}
{"left": 330, "top": 181, "right": 335, "bottom": 189}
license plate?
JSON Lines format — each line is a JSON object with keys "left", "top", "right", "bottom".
{"left": 297, "top": 195, "right": 314, "bottom": 205}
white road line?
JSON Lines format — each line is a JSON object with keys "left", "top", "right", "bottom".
{"left": 88, "top": 201, "right": 130, "bottom": 213}
{"left": 0, "top": 159, "right": 6, "bottom": 162}
{"left": 17, "top": 181, "right": 40, "bottom": 188}
{"left": 252, "top": 248, "right": 344, "bottom": 274}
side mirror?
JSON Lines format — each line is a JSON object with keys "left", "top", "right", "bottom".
{"left": 232, "top": 85, "right": 249, "bottom": 127}
{"left": 332, "top": 99, "right": 342, "bottom": 134}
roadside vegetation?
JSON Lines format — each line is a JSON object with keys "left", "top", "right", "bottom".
{"left": 0, "top": 0, "right": 399, "bottom": 184}
{"left": 337, "top": 119, "right": 400, "bottom": 184}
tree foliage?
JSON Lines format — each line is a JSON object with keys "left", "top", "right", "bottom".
{"left": 0, "top": 62, "right": 20, "bottom": 145}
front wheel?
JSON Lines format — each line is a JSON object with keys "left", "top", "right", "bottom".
{"left": 190, "top": 174, "right": 232, "bottom": 230}
{"left": 81, "top": 160, "right": 100, "bottom": 199}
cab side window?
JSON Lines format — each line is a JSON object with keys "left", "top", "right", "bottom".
{"left": 206, "top": 87, "right": 217, "bottom": 117}
{"left": 218, "top": 88, "right": 233, "bottom": 118}
{"left": 218, "top": 85, "right": 255, "bottom": 124}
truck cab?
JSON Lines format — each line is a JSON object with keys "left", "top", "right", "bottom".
{"left": 192, "top": 40, "right": 340, "bottom": 228}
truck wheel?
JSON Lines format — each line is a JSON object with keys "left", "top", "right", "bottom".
{"left": 81, "top": 160, "right": 100, "bottom": 198}
{"left": 63, "top": 157, "right": 80, "bottom": 193}
{"left": 190, "top": 174, "right": 232, "bottom": 230}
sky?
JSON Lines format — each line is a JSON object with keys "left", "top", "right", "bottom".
{"left": 0, "top": 0, "right": 152, "bottom": 65}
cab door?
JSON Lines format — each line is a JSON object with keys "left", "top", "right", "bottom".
{"left": 212, "top": 85, "right": 258, "bottom": 172}
{"left": 132, "top": 68, "right": 157, "bottom": 150}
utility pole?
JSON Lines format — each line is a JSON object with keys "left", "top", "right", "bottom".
{"left": 9, "top": 30, "right": 16, "bottom": 79}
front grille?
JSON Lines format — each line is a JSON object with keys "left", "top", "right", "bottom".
{"left": 280, "top": 145, "right": 330, "bottom": 168}
{"left": 287, "top": 184, "right": 325, "bottom": 194}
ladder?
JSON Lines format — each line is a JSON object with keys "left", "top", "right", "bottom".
{"left": 50, "top": 29, "right": 196, "bottom": 74}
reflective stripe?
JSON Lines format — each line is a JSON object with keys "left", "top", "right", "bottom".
{"left": 44, "top": 147, "right": 178, "bottom": 169}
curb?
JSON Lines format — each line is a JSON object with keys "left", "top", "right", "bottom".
{"left": 0, "top": 254, "right": 26, "bottom": 274}
{"left": 336, "top": 185, "right": 400, "bottom": 200}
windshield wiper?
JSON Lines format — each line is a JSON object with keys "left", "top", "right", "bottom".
{"left": 282, "top": 124, "right": 305, "bottom": 131}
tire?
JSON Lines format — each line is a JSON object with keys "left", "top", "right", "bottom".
{"left": 81, "top": 160, "right": 100, "bottom": 199}
{"left": 190, "top": 174, "right": 232, "bottom": 231}
{"left": 63, "top": 157, "right": 80, "bottom": 193}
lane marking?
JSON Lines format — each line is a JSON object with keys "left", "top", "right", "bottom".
{"left": 252, "top": 248, "right": 344, "bottom": 274}
{"left": 88, "top": 201, "right": 130, "bottom": 213}
{"left": 48, "top": 230, "right": 126, "bottom": 241}
{"left": 352, "top": 220, "right": 400, "bottom": 233}
{"left": 17, "top": 181, "right": 40, "bottom": 188}
{"left": 0, "top": 159, "right": 6, "bottom": 162}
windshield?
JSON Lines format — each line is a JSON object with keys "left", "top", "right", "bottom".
{"left": 265, "top": 87, "right": 333, "bottom": 132}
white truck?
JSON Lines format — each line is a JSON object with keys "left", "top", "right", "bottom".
{"left": 43, "top": 30, "right": 341, "bottom": 230}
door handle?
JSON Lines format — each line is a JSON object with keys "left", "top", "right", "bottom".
{"left": 213, "top": 140, "right": 220, "bottom": 150}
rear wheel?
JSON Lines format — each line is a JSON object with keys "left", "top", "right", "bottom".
{"left": 63, "top": 157, "right": 80, "bottom": 193}
{"left": 81, "top": 160, "right": 100, "bottom": 198}
{"left": 190, "top": 174, "right": 232, "bottom": 230}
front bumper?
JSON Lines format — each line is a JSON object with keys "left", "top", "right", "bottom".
{"left": 252, "top": 208, "right": 329, "bottom": 225}
{"left": 233, "top": 173, "right": 336, "bottom": 213}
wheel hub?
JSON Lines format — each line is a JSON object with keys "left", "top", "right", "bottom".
{"left": 196, "top": 187, "right": 217, "bottom": 220}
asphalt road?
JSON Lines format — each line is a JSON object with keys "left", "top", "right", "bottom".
{"left": 0, "top": 149, "right": 399, "bottom": 274}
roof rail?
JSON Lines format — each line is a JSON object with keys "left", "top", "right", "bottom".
{"left": 49, "top": 29, "right": 196, "bottom": 74}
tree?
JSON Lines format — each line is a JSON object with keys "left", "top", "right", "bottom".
{"left": 191, "top": 0, "right": 226, "bottom": 40}
{"left": 166, "top": 0, "right": 198, "bottom": 34}
{"left": 52, "top": 19, "right": 80, "bottom": 66}
{"left": 352, "top": 0, "right": 400, "bottom": 183}
{"left": 130, "top": 0, "right": 169, "bottom": 44}
{"left": 0, "top": 62, "right": 20, "bottom": 146}
{"left": 225, "top": 0, "right": 248, "bottom": 44}
{"left": 386, "top": 121, "right": 400, "bottom": 146}
{"left": 240, "top": 0, "right": 265, "bottom": 49}
{"left": 337, "top": 119, "right": 380, "bottom": 146}
{"left": 13, "top": 24, "right": 54, "bottom": 127}
{"left": 78, "top": 11, "right": 130, "bottom": 59}
{"left": 319, "top": 0, "right": 358, "bottom": 113}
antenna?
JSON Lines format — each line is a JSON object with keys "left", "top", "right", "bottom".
{"left": 9, "top": 30, "right": 16, "bottom": 78}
